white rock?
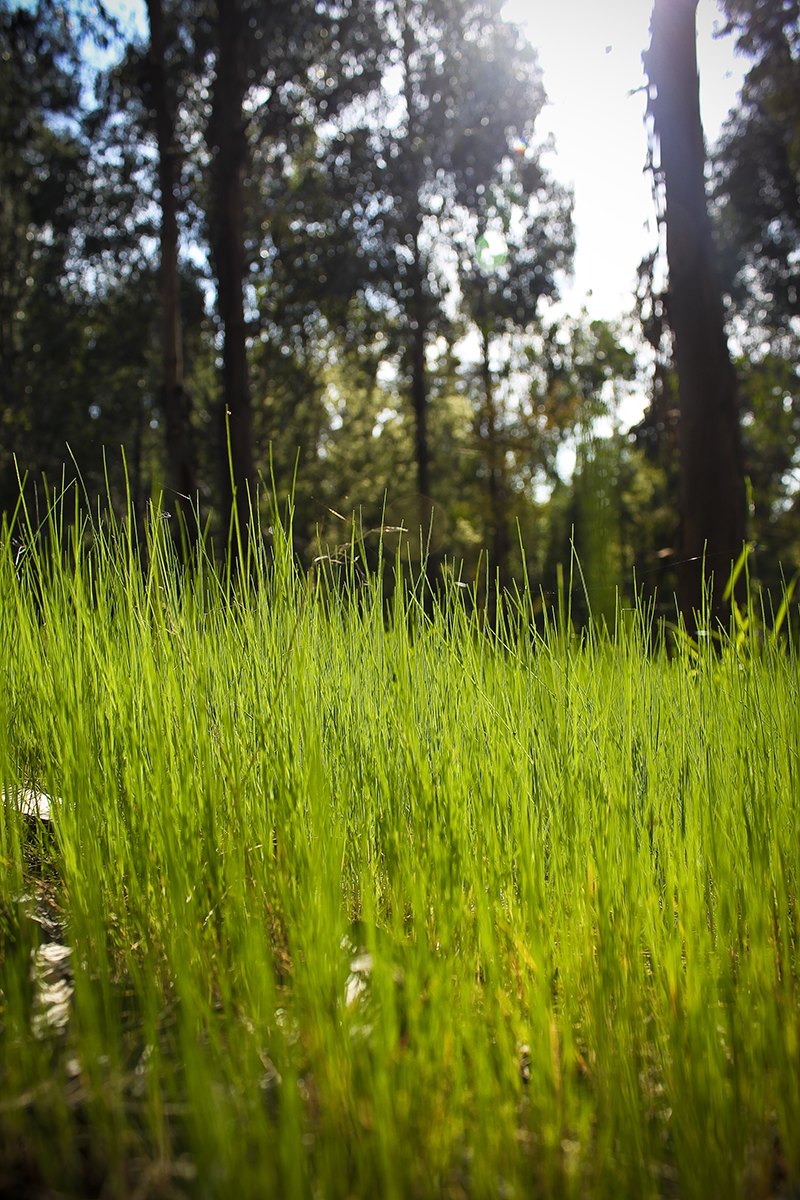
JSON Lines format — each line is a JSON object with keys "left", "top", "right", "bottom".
{"left": 2, "top": 785, "right": 56, "bottom": 821}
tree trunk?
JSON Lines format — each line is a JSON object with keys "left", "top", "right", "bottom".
{"left": 402, "top": 19, "right": 431, "bottom": 533}
{"left": 644, "top": 0, "right": 746, "bottom": 631}
{"left": 411, "top": 285, "right": 429, "bottom": 507}
{"left": 207, "top": 0, "right": 256, "bottom": 550}
{"left": 480, "top": 327, "right": 508, "bottom": 591}
{"left": 145, "top": 0, "right": 198, "bottom": 540}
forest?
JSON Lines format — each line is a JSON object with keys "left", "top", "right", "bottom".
{"left": 2, "top": 0, "right": 798, "bottom": 624}
{"left": 4, "top": 3, "right": 800, "bottom": 1195}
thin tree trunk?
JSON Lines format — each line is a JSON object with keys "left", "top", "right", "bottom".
{"left": 411, "top": 284, "right": 429, "bottom": 506}
{"left": 132, "top": 407, "right": 143, "bottom": 528}
{"left": 402, "top": 18, "right": 430, "bottom": 530}
{"left": 645, "top": 0, "right": 745, "bottom": 631}
{"left": 481, "top": 327, "right": 508, "bottom": 591}
{"left": 145, "top": 0, "right": 198, "bottom": 541}
{"left": 208, "top": 0, "right": 256, "bottom": 551}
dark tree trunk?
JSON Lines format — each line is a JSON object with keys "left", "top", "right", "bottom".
{"left": 402, "top": 20, "right": 431, "bottom": 532}
{"left": 645, "top": 0, "right": 746, "bottom": 631}
{"left": 145, "top": 0, "right": 198, "bottom": 540}
{"left": 411, "top": 285, "right": 429, "bottom": 507}
{"left": 207, "top": 0, "right": 256, "bottom": 549}
{"left": 480, "top": 327, "right": 509, "bottom": 591}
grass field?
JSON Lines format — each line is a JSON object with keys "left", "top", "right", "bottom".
{"left": 1, "top": 501, "right": 799, "bottom": 1198}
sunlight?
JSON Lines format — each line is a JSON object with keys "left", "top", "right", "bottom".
{"left": 476, "top": 229, "right": 509, "bottom": 271}
{"left": 501, "top": 0, "right": 745, "bottom": 322}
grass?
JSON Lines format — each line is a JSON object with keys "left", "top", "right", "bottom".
{"left": 1, "top": 496, "right": 799, "bottom": 1199}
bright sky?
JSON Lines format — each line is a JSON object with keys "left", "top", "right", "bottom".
{"left": 502, "top": 0, "right": 747, "bottom": 323}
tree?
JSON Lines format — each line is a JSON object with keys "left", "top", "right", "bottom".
{"left": 712, "top": 0, "right": 800, "bottom": 351}
{"left": 204, "top": 0, "right": 257, "bottom": 548}
{"left": 0, "top": 1, "right": 88, "bottom": 509}
{"left": 96, "top": 0, "right": 387, "bottom": 547}
{"left": 2, "top": 0, "right": 218, "bottom": 529}
{"left": 315, "top": 0, "right": 549, "bottom": 531}
{"left": 710, "top": 1, "right": 800, "bottom": 594}
{"left": 143, "top": 0, "right": 199, "bottom": 536}
{"left": 736, "top": 353, "right": 800, "bottom": 594}
{"left": 457, "top": 156, "right": 574, "bottom": 587}
{"left": 201, "top": 0, "right": 385, "bottom": 550}
{"left": 536, "top": 317, "right": 637, "bottom": 627}
{"left": 644, "top": 0, "right": 746, "bottom": 631}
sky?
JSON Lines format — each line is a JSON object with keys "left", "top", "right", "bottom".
{"left": 501, "top": 0, "right": 748, "bottom": 323}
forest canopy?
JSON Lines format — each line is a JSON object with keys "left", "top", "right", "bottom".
{"left": 1, "top": 0, "right": 799, "bottom": 619}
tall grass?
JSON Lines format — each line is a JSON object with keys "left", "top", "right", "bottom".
{"left": 1, "top": 496, "right": 798, "bottom": 1198}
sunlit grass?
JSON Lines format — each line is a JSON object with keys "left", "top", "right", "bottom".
{"left": 1, "top": 497, "right": 799, "bottom": 1198}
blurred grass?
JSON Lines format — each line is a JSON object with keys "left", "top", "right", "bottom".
{"left": 1, "top": 496, "right": 799, "bottom": 1199}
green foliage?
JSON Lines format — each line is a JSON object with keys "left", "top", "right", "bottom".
{"left": 737, "top": 352, "right": 800, "bottom": 595}
{"left": 0, "top": 1, "right": 86, "bottom": 504}
{"left": 1, "top": 0, "right": 643, "bottom": 608}
{"left": 1, "top": 503, "right": 800, "bottom": 1195}
{"left": 457, "top": 147, "right": 575, "bottom": 344}
{"left": 12, "top": 0, "right": 800, "bottom": 627}
{"left": 270, "top": 0, "right": 565, "bottom": 503}
{"left": 0, "top": 2, "right": 215, "bottom": 521}
{"left": 713, "top": 0, "right": 800, "bottom": 349}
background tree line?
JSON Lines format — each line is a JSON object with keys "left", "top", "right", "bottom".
{"left": 1, "top": 0, "right": 799, "bottom": 623}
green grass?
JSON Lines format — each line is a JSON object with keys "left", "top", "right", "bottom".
{"left": 1, "top": 500, "right": 799, "bottom": 1198}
